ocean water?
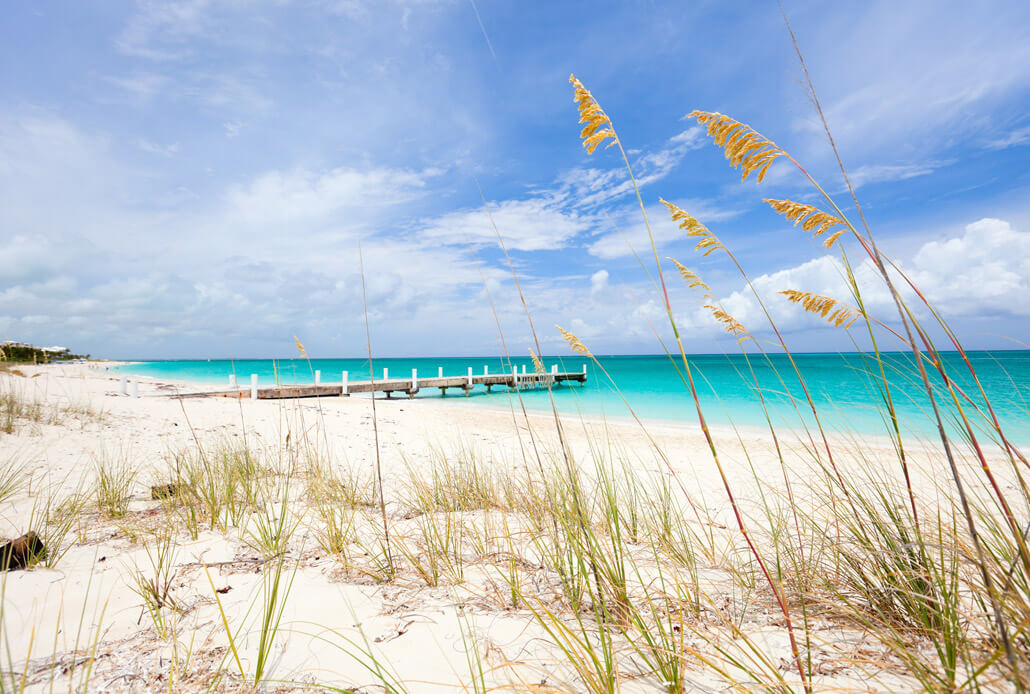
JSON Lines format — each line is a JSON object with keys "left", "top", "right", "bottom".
{"left": 114, "top": 351, "right": 1030, "bottom": 444}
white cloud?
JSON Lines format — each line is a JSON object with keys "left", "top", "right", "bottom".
{"left": 137, "top": 139, "right": 180, "bottom": 156}
{"left": 225, "top": 166, "right": 441, "bottom": 226}
{"left": 987, "top": 125, "right": 1030, "bottom": 150}
{"left": 558, "top": 126, "right": 705, "bottom": 210}
{"left": 590, "top": 269, "right": 609, "bottom": 295}
{"left": 698, "top": 217, "right": 1030, "bottom": 338}
{"left": 418, "top": 197, "right": 592, "bottom": 251}
{"left": 847, "top": 160, "right": 953, "bottom": 189}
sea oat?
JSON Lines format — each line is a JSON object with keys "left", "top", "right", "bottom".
{"left": 704, "top": 305, "right": 750, "bottom": 343}
{"left": 780, "top": 289, "right": 861, "bottom": 328}
{"left": 569, "top": 74, "right": 617, "bottom": 154}
{"left": 661, "top": 199, "right": 725, "bottom": 257}
{"left": 667, "top": 258, "right": 713, "bottom": 297}
{"left": 528, "top": 349, "right": 545, "bottom": 374}
{"left": 764, "top": 199, "right": 851, "bottom": 248}
{"left": 556, "top": 325, "right": 592, "bottom": 357}
{"left": 688, "top": 111, "right": 784, "bottom": 182}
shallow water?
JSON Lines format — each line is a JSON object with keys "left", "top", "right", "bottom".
{"left": 114, "top": 351, "right": 1030, "bottom": 444}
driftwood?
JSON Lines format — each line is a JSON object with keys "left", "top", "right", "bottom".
{"left": 1, "top": 532, "right": 46, "bottom": 570}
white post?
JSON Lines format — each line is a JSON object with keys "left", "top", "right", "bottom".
{"left": 341, "top": 371, "right": 349, "bottom": 395}
{"left": 583, "top": 363, "right": 587, "bottom": 375}
{"left": 383, "top": 367, "right": 389, "bottom": 381}
{"left": 513, "top": 366, "right": 519, "bottom": 388}
{"left": 521, "top": 364, "right": 526, "bottom": 375}
{"left": 119, "top": 375, "right": 127, "bottom": 396}
{"left": 129, "top": 380, "right": 138, "bottom": 399}
{"left": 551, "top": 364, "right": 558, "bottom": 375}
{"left": 229, "top": 374, "right": 237, "bottom": 387}
{"left": 412, "top": 368, "right": 418, "bottom": 390}
{"left": 484, "top": 365, "right": 489, "bottom": 375}
{"left": 250, "top": 374, "right": 258, "bottom": 399}
{"left": 467, "top": 366, "right": 473, "bottom": 387}
{"left": 315, "top": 370, "right": 321, "bottom": 385}
{"left": 438, "top": 366, "right": 443, "bottom": 378}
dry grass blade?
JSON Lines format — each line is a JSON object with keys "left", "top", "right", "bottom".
{"left": 660, "top": 199, "right": 725, "bottom": 257}
{"left": 704, "top": 305, "right": 750, "bottom": 343}
{"left": 780, "top": 289, "right": 861, "bottom": 328}
{"left": 294, "top": 335, "right": 308, "bottom": 359}
{"left": 569, "top": 74, "right": 617, "bottom": 154}
{"left": 764, "top": 198, "right": 851, "bottom": 248}
{"left": 556, "top": 325, "right": 592, "bottom": 357}
{"left": 688, "top": 111, "right": 784, "bottom": 182}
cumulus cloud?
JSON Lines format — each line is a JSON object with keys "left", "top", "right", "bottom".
{"left": 694, "top": 218, "right": 1030, "bottom": 339}
{"left": 590, "top": 269, "right": 609, "bottom": 295}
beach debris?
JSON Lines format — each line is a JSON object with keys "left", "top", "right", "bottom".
{"left": 1, "top": 531, "right": 46, "bottom": 570}
{"left": 150, "top": 483, "right": 182, "bottom": 500}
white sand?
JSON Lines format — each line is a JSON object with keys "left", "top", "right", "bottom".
{"left": 0, "top": 363, "right": 1000, "bottom": 692}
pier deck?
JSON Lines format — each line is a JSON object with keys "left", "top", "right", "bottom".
{"left": 177, "top": 370, "right": 587, "bottom": 400}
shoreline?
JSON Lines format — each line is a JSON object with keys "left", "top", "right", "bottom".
{"left": 102, "top": 361, "right": 920, "bottom": 452}
{"left": 0, "top": 361, "right": 1016, "bottom": 691}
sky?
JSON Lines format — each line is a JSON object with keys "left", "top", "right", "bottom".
{"left": 1, "top": 0, "right": 1029, "bottom": 360}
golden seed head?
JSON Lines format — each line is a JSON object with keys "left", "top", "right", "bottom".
{"left": 294, "top": 335, "right": 308, "bottom": 359}
{"left": 667, "top": 257, "right": 713, "bottom": 298}
{"left": 688, "top": 111, "right": 783, "bottom": 182}
{"left": 763, "top": 199, "right": 851, "bottom": 248}
{"left": 779, "top": 290, "right": 861, "bottom": 329}
{"left": 529, "top": 348, "right": 545, "bottom": 374}
{"left": 557, "top": 325, "right": 592, "bottom": 357}
{"left": 569, "top": 74, "right": 617, "bottom": 155}
{"left": 704, "top": 305, "right": 750, "bottom": 343}
{"left": 661, "top": 198, "right": 726, "bottom": 257}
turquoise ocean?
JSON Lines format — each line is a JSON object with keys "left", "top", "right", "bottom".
{"left": 114, "top": 351, "right": 1030, "bottom": 444}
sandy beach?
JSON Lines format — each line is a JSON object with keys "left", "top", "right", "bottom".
{"left": 2, "top": 361, "right": 1010, "bottom": 692}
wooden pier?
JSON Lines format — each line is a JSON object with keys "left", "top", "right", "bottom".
{"left": 177, "top": 366, "right": 588, "bottom": 400}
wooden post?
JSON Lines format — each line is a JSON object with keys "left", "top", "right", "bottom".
{"left": 438, "top": 366, "right": 443, "bottom": 378}
{"left": 250, "top": 374, "right": 258, "bottom": 399}
{"left": 484, "top": 365, "right": 489, "bottom": 375}
{"left": 583, "top": 363, "right": 587, "bottom": 375}
{"left": 341, "top": 371, "right": 349, "bottom": 395}
{"left": 383, "top": 367, "right": 389, "bottom": 381}
{"left": 119, "top": 375, "right": 127, "bottom": 396}
{"left": 315, "top": 370, "right": 321, "bottom": 385}
{"left": 129, "top": 380, "right": 138, "bottom": 399}
{"left": 411, "top": 368, "right": 418, "bottom": 391}
{"left": 521, "top": 364, "right": 526, "bottom": 375}
{"left": 229, "top": 374, "right": 237, "bottom": 387}
{"left": 467, "top": 366, "right": 473, "bottom": 387}
{"left": 551, "top": 364, "right": 558, "bottom": 375}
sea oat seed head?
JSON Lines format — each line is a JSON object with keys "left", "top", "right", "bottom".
{"left": 661, "top": 199, "right": 726, "bottom": 257}
{"left": 764, "top": 198, "right": 851, "bottom": 248}
{"left": 667, "top": 258, "right": 712, "bottom": 297}
{"left": 570, "top": 74, "right": 617, "bottom": 154}
{"left": 294, "top": 336, "right": 308, "bottom": 359}
{"left": 779, "top": 290, "right": 861, "bottom": 329}
{"left": 529, "top": 349, "right": 545, "bottom": 374}
{"left": 688, "top": 111, "right": 784, "bottom": 182}
{"left": 704, "top": 305, "right": 750, "bottom": 343}
{"left": 557, "top": 325, "right": 592, "bottom": 357}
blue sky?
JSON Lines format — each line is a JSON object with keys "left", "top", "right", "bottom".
{"left": 1, "top": 0, "right": 1029, "bottom": 359}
